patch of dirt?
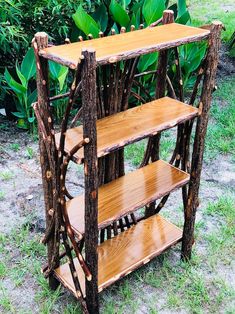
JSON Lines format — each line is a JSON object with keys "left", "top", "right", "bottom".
{"left": 217, "top": 44, "right": 235, "bottom": 78}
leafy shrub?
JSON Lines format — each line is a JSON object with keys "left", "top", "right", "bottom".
{"left": 0, "top": 0, "right": 28, "bottom": 67}
{"left": 4, "top": 48, "right": 37, "bottom": 130}
{"left": 0, "top": 0, "right": 98, "bottom": 68}
{"left": 1, "top": 0, "right": 207, "bottom": 129}
{"left": 49, "top": 61, "right": 69, "bottom": 120}
{"left": 3, "top": 48, "right": 68, "bottom": 130}
{"left": 72, "top": 0, "right": 191, "bottom": 38}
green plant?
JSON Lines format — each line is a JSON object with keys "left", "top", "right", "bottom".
{"left": 72, "top": 0, "right": 191, "bottom": 38}
{"left": 0, "top": 191, "right": 5, "bottom": 201}
{"left": 19, "top": 0, "right": 94, "bottom": 43}
{"left": 4, "top": 48, "right": 37, "bottom": 130}
{"left": 26, "top": 146, "right": 34, "bottom": 159}
{"left": 49, "top": 61, "right": 69, "bottom": 120}
{"left": 0, "top": 0, "right": 28, "bottom": 66}
{"left": 3, "top": 49, "right": 69, "bottom": 130}
{"left": 171, "top": 41, "right": 207, "bottom": 89}
{"left": 205, "top": 77, "right": 235, "bottom": 160}
{"left": 10, "top": 143, "right": 20, "bottom": 151}
{"left": 0, "top": 170, "right": 14, "bottom": 181}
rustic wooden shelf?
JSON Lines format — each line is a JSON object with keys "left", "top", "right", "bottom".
{"left": 67, "top": 159, "right": 189, "bottom": 236}
{"left": 33, "top": 14, "right": 222, "bottom": 311}
{"left": 40, "top": 23, "right": 210, "bottom": 67}
{"left": 55, "top": 97, "right": 199, "bottom": 164}
{"left": 54, "top": 214, "right": 182, "bottom": 296}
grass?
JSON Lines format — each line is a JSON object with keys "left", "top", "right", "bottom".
{"left": 0, "top": 262, "right": 7, "bottom": 278}
{"left": 10, "top": 143, "right": 20, "bottom": 152}
{"left": 0, "top": 170, "right": 14, "bottom": 181}
{"left": 0, "top": 190, "right": 5, "bottom": 201}
{"left": 205, "top": 77, "right": 235, "bottom": 160}
{"left": 125, "top": 130, "right": 175, "bottom": 167}
{"left": 204, "top": 196, "right": 235, "bottom": 267}
{"left": 0, "top": 287, "right": 14, "bottom": 313}
{"left": 26, "top": 147, "right": 35, "bottom": 159}
{"left": 189, "top": 0, "right": 235, "bottom": 41}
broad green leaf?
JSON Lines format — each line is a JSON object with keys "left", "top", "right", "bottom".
{"left": 16, "top": 63, "right": 27, "bottom": 87}
{"left": 49, "top": 61, "right": 68, "bottom": 91}
{"left": 21, "top": 48, "right": 36, "bottom": 81}
{"left": 109, "top": 0, "right": 130, "bottom": 27}
{"left": 142, "top": 0, "right": 165, "bottom": 25}
{"left": 28, "top": 116, "right": 35, "bottom": 123}
{"left": 49, "top": 61, "right": 62, "bottom": 80}
{"left": 185, "top": 46, "right": 206, "bottom": 73}
{"left": 93, "top": 4, "right": 108, "bottom": 32}
{"left": 4, "top": 68, "right": 27, "bottom": 96}
{"left": 58, "top": 67, "right": 68, "bottom": 91}
{"left": 177, "top": 0, "right": 187, "bottom": 17}
{"left": 135, "top": 8, "right": 141, "bottom": 27}
{"left": 121, "top": 0, "right": 132, "bottom": 9}
{"left": 27, "top": 89, "right": 37, "bottom": 108}
{"left": 12, "top": 111, "right": 27, "bottom": 118}
{"left": 72, "top": 6, "right": 100, "bottom": 38}
{"left": 133, "top": 1, "right": 144, "bottom": 14}
{"left": 138, "top": 52, "right": 158, "bottom": 72}
{"left": 175, "top": 10, "right": 190, "bottom": 24}
{"left": 165, "top": 0, "right": 169, "bottom": 7}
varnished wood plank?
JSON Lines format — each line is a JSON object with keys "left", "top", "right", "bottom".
{"left": 67, "top": 160, "right": 189, "bottom": 236}
{"left": 55, "top": 97, "right": 198, "bottom": 164}
{"left": 40, "top": 23, "right": 210, "bottom": 67}
{"left": 54, "top": 214, "right": 182, "bottom": 297}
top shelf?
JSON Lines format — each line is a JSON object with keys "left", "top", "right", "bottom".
{"left": 40, "top": 23, "right": 210, "bottom": 68}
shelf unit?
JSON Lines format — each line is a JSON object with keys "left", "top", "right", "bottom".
{"left": 33, "top": 10, "right": 222, "bottom": 314}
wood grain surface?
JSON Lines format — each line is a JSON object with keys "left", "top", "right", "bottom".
{"left": 67, "top": 159, "right": 189, "bottom": 236}
{"left": 40, "top": 23, "right": 210, "bottom": 67}
{"left": 54, "top": 214, "right": 182, "bottom": 297}
{"left": 55, "top": 97, "right": 198, "bottom": 164}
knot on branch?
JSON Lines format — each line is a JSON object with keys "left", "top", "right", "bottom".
{"left": 46, "top": 170, "right": 52, "bottom": 179}
{"left": 91, "top": 190, "right": 97, "bottom": 199}
{"left": 48, "top": 208, "right": 54, "bottom": 216}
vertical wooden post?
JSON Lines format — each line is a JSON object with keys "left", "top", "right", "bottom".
{"left": 151, "top": 9, "right": 174, "bottom": 161}
{"left": 34, "top": 32, "right": 59, "bottom": 289}
{"left": 145, "top": 10, "right": 174, "bottom": 217}
{"left": 155, "top": 10, "right": 175, "bottom": 100}
{"left": 181, "top": 22, "right": 222, "bottom": 260}
{"left": 82, "top": 49, "right": 99, "bottom": 313}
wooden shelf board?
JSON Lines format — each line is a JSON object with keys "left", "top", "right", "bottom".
{"left": 54, "top": 214, "right": 182, "bottom": 297}
{"left": 67, "top": 159, "right": 189, "bottom": 236}
{"left": 40, "top": 23, "right": 209, "bottom": 67}
{"left": 55, "top": 97, "right": 198, "bottom": 164}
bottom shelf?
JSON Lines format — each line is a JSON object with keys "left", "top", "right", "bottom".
{"left": 54, "top": 214, "right": 182, "bottom": 297}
